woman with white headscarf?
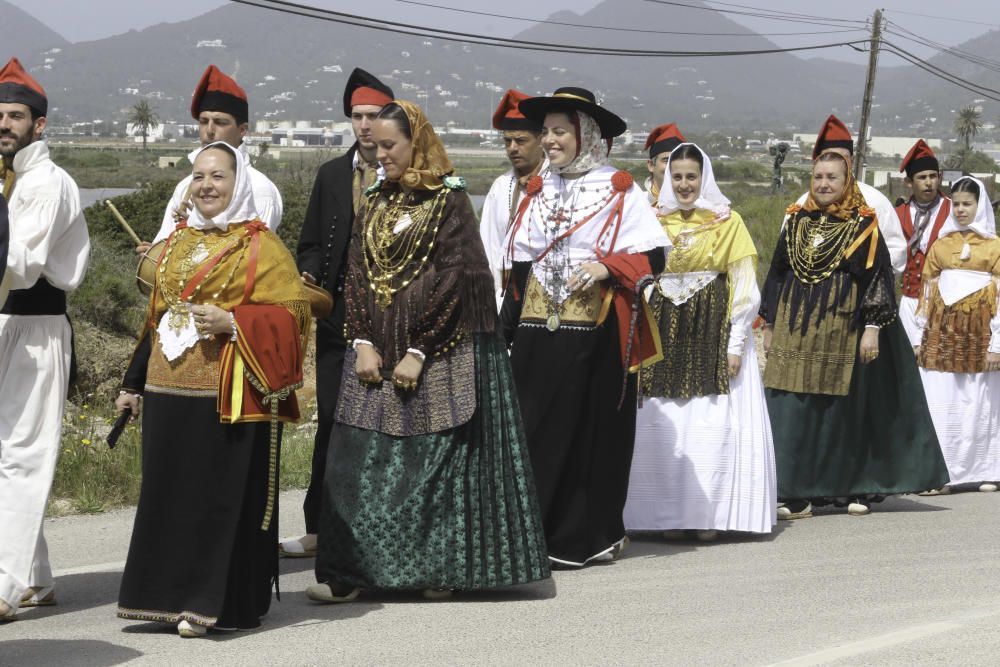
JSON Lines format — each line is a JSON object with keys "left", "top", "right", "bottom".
{"left": 915, "top": 176, "right": 1000, "bottom": 493}
{"left": 623, "top": 143, "right": 776, "bottom": 539}
{"left": 501, "top": 87, "right": 671, "bottom": 568}
{"left": 114, "top": 142, "right": 311, "bottom": 636}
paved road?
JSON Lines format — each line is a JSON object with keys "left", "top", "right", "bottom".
{"left": 3, "top": 489, "right": 999, "bottom": 666}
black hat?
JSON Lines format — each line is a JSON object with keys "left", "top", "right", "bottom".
{"left": 343, "top": 67, "right": 394, "bottom": 117}
{"left": 0, "top": 58, "right": 47, "bottom": 117}
{"left": 191, "top": 65, "right": 248, "bottom": 124}
{"left": 518, "top": 87, "right": 626, "bottom": 139}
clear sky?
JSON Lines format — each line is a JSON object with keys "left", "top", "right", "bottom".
{"left": 11, "top": 0, "right": 998, "bottom": 66}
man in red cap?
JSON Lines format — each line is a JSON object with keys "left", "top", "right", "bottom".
{"left": 136, "top": 65, "right": 282, "bottom": 253}
{"left": 480, "top": 88, "right": 547, "bottom": 306}
{"left": 0, "top": 57, "right": 90, "bottom": 621}
{"left": 281, "top": 67, "right": 394, "bottom": 558}
{"left": 895, "top": 139, "right": 949, "bottom": 346}
{"left": 643, "top": 123, "right": 685, "bottom": 206}
{"left": 787, "top": 115, "right": 907, "bottom": 276}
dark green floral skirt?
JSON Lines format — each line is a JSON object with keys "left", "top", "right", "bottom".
{"left": 767, "top": 319, "right": 949, "bottom": 500}
{"left": 315, "top": 333, "right": 550, "bottom": 590}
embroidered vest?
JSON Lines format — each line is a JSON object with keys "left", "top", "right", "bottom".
{"left": 896, "top": 198, "right": 951, "bottom": 298}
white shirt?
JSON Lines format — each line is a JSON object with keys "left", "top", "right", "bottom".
{"left": 2, "top": 140, "right": 89, "bottom": 294}
{"left": 790, "top": 181, "right": 906, "bottom": 276}
{"left": 151, "top": 142, "right": 282, "bottom": 244}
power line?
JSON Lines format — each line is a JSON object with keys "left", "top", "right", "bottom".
{"left": 232, "top": 0, "right": 867, "bottom": 57}
{"left": 394, "top": 0, "right": 866, "bottom": 37}
{"left": 642, "top": 0, "right": 866, "bottom": 29}
{"left": 884, "top": 20, "right": 1000, "bottom": 74}
{"left": 882, "top": 41, "right": 1000, "bottom": 102}
{"left": 889, "top": 9, "right": 1000, "bottom": 29}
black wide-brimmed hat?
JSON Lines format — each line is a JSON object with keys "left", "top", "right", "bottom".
{"left": 518, "top": 87, "right": 626, "bottom": 139}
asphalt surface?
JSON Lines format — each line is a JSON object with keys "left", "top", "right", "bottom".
{"left": 2, "top": 488, "right": 999, "bottom": 666}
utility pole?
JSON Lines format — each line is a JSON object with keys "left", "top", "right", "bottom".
{"left": 854, "top": 8, "right": 883, "bottom": 181}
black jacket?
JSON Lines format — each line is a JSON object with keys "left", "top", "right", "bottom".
{"left": 296, "top": 144, "right": 359, "bottom": 295}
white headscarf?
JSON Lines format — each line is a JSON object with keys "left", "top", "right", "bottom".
{"left": 185, "top": 141, "right": 259, "bottom": 231}
{"left": 938, "top": 175, "right": 996, "bottom": 241}
{"left": 551, "top": 111, "right": 610, "bottom": 175}
{"left": 657, "top": 142, "right": 731, "bottom": 217}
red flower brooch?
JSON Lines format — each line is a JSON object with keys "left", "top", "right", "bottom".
{"left": 611, "top": 170, "right": 633, "bottom": 193}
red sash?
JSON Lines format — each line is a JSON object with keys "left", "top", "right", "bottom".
{"left": 896, "top": 198, "right": 950, "bottom": 298}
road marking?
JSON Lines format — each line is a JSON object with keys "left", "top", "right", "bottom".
{"left": 54, "top": 560, "right": 126, "bottom": 577}
{"left": 767, "top": 606, "right": 1000, "bottom": 666}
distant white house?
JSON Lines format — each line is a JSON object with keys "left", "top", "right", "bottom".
{"left": 196, "top": 39, "right": 225, "bottom": 49}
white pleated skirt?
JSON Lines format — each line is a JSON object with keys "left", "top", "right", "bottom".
{"left": 624, "top": 343, "right": 777, "bottom": 533}
{"left": 920, "top": 367, "right": 1000, "bottom": 485}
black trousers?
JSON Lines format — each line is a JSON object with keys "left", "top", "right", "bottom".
{"left": 303, "top": 297, "right": 347, "bottom": 534}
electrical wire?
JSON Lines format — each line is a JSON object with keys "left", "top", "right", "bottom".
{"left": 882, "top": 41, "right": 1000, "bottom": 102}
{"left": 231, "top": 0, "right": 868, "bottom": 57}
{"left": 889, "top": 9, "right": 1000, "bottom": 29}
{"left": 642, "top": 0, "right": 866, "bottom": 29}
{"left": 394, "top": 0, "right": 866, "bottom": 37}
{"left": 885, "top": 20, "right": 1000, "bottom": 74}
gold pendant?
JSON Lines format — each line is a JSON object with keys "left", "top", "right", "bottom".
{"left": 167, "top": 304, "right": 189, "bottom": 335}
{"left": 375, "top": 287, "right": 393, "bottom": 309}
{"left": 546, "top": 313, "right": 561, "bottom": 332}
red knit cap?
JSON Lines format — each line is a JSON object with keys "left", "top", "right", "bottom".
{"left": 812, "top": 114, "right": 854, "bottom": 159}
{"left": 645, "top": 123, "right": 686, "bottom": 158}
{"left": 0, "top": 57, "right": 47, "bottom": 116}
{"left": 190, "top": 65, "right": 248, "bottom": 124}
{"left": 899, "top": 139, "right": 939, "bottom": 177}
{"left": 492, "top": 89, "right": 541, "bottom": 132}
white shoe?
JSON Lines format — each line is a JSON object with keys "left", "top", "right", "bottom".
{"left": 306, "top": 582, "right": 360, "bottom": 603}
{"left": 421, "top": 588, "right": 454, "bottom": 600}
{"left": 979, "top": 483, "right": 998, "bottom": 492}
{"left": 776, "top": 501, "right": 812, "bottom": 520}
{"left": 0, "top": 599, "right": 16, "bottom": 622}
{"left": 918, "top": 486, "right": 951, "bottom": 496}
{"left": 695, "top": 530, "right": 719, "bottom": 542}
{"left": 177, "top": 620, "right": 207, "bottom": 638}
{"left": 847, "top": 502, "right": 871, "bottom": 516}
{"left": 278, "top": 535, "right": 317, "bottom": 558}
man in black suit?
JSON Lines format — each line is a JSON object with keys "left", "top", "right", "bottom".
{"left": 280, "top": 68, "right": 394, "bottom": 557}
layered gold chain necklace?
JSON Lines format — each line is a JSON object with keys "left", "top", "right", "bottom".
{"left": 363, "top": 189, "right": 447, "bottom": 308}
{"left": 787, "top": 212, "right": 861, "bottom": 284}
{"left": 157, "top": 228, "right": 246, "bottom": 333}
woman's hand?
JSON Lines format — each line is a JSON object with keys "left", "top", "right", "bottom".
{"left": 727, "top": 353, "right": 742, "bottom": 378}
{"left": 114, "top": 393, "right": 141, "bottom": 420}
{"left": 567, "top": 262, "right": 611, "bottom": 292}
{"left": 191, "top": 304, "right": 232, "bottom": 337}
{"left": 762, "top": 326, "right": 773, "bottom": 354}
{"left": 392, "top": 352, "right": 425, "bottom": 391}
{"left": 355, "top": 344, "right": 383, "bottom": 383}
{"left": 986, "top": 352, "right": 1000, "bottom": 372}
{"left": 859, "top": 327, "right": 880, "bottom": 364}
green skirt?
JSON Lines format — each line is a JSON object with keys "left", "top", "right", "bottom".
{"left": 766, "top": 319, "right": 949, "bottom": 500}
{"left": 316, "top": 333, "right": 550, "bottom": 590}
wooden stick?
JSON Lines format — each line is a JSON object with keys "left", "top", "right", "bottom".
{"left": 105, "top": 200, "right": 143, "bottom": 246}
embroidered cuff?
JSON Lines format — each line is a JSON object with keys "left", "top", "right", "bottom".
{"left": 352, "top": 339, "right": 374, "bottom": 350}
{"left": 406, "top": 347, "right": 426, "bottom": 362}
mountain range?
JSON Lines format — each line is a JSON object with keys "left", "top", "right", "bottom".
{"left": 6, "top": 0, "right": 1000, "bottom": 137}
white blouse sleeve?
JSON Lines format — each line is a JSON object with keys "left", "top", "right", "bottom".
{"left": 727, "top": 255, "right": 759, "bottom": 356}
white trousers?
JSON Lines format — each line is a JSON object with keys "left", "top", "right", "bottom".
{"left": 0, "top": 314, "right": 71, "bottom": 609}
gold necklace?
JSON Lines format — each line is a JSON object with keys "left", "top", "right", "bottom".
{"left": 362, "top": 189, "right": 447, "bottom": 308}
{"left": 787, "top": 212, "right": 861, "bottom": 284}
{"left": 157, "top": 228, "right": 247, "bottom": 333}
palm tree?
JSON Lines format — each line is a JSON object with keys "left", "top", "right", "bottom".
{"left": 128, "top": 100, "right": 160, "bottom": 151}
{"left": 954, "top": 106, "right": 983, "bottom": 152}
